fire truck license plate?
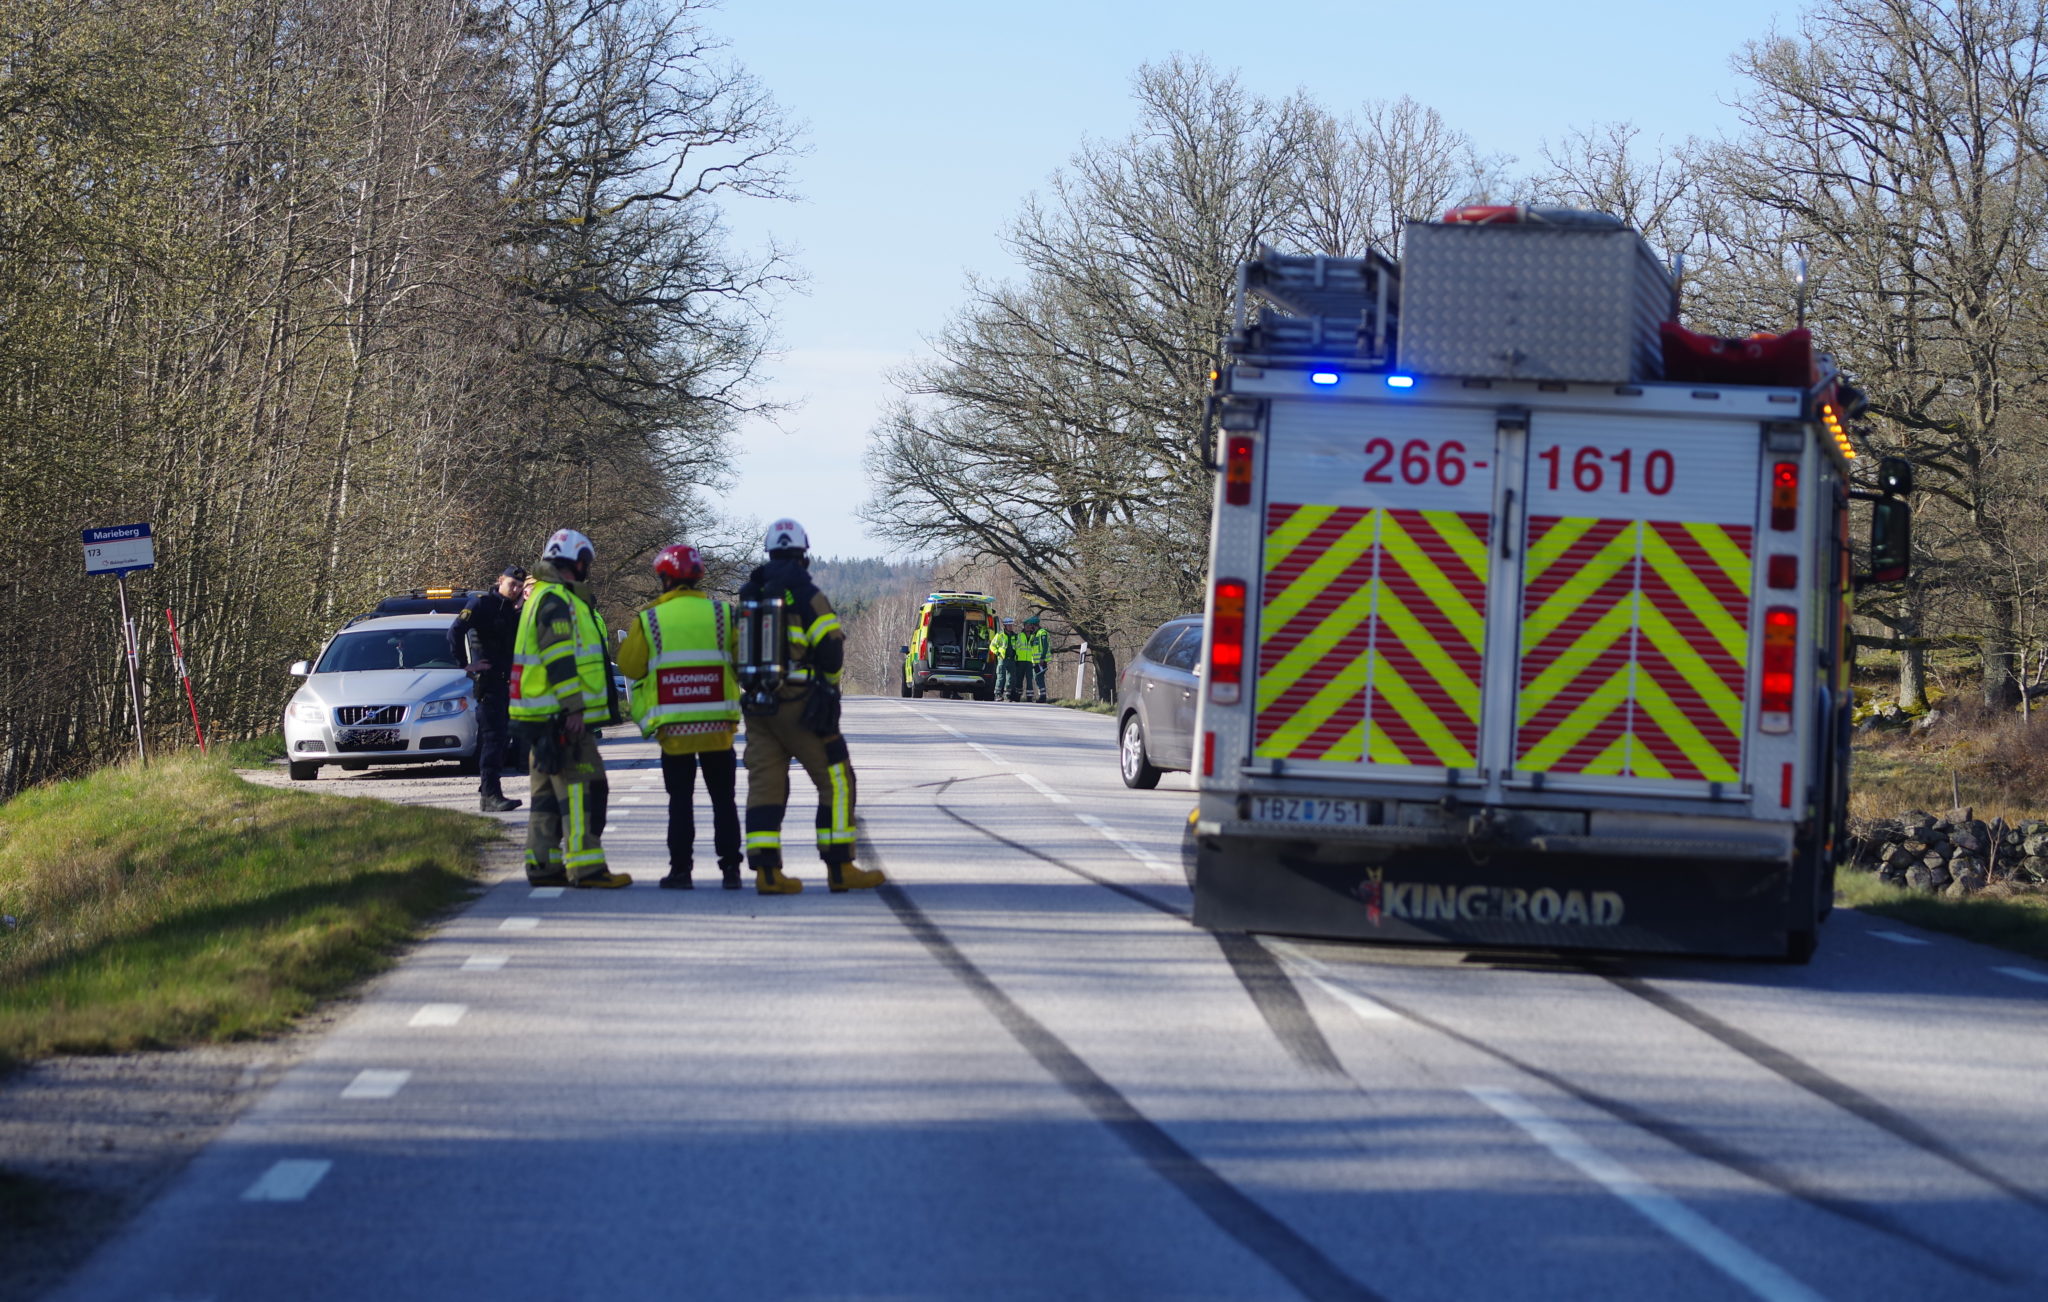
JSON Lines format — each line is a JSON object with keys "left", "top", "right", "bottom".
{"left": 1249, "top": 796, "right": 1373, "bottom": 828}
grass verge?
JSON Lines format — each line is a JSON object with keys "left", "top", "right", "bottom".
{"left": 1053, "top": 698, "right": 1116, "bottom": 715}
{"left": 1837, "top": 871, "right": 2048, "bottom": 965}
{"left": 0, "top": 753, "right": 490, "bottom": 1071}
{"left": 222, "top": 732, "right": 286, "bottom": 767}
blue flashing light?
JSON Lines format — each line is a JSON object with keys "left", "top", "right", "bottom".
{"left": 1385, "top": 375, "right": 1416, "bottom": 389}
{"left": 1309, "top": 371, "right": 1340, "bottom": 386}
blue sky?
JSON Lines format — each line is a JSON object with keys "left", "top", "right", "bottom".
{"left": 709, "top": 0, "right": 1799, "bottom": 557}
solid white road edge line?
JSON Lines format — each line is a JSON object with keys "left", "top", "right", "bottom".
{"left": 241, "top": 1159, "right": 332, "bottom": 1202}
{"left": 409, "top": 1004, "right": 466, "bottom": 1027}
{"left": 1868, "top": 930, "right": 1931, "bottom": 946}
{"left": 1468, "top": 1087, "right": 1827, "bottom": 1302}
{"left": 499, "top": 917, "right": 539, "bottom": 931}
{"left": 1993, "top": 965, "right": 2048, "bottom": 985}
{"left": 340, "top": 1069, "right": 411, "bottom": 1100}
{"left": 1261, "top": 940, "right": 1404, "bottom": 1022}
{"left": 461, "top": 954, "right": 508, "bottom": 971}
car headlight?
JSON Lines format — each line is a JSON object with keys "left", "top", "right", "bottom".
{"left": 291, "top": 702, "right": 326, "bottom": 724}
{"left": 419, "top": 697, "right": 468, "bottom": 719}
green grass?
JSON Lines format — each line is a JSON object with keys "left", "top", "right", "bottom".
{"left": 1836, "top": 871, "right": 2048, "bottom": 964}
{"left": 1053, "top": 698, "right": 1116, "bottom": 715}
{"left": 0, "top": 754, "right": 490, "bottom": 1070}
{"left": 223, "top": 732, "right": 286, "bottom": 767}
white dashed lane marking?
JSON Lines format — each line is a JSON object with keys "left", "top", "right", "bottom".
{"left": 527, "top": 887, "right": 564, "bottom": 900}
{"left": 1993, "top": 965, "right": 2048, "bottom": 985}
{"left": 1264, "top": 940, "right": 1404, "bottom": 1022}
{"left": 409, "top": 1004, "right": 467, "bottom": 1028}
{"left": 1470, "top": 1088, "right": 1824, "bottom": 1302}
{"left": 462, "top": 954, "right": 508, "bottom": 971}
{"left": 1016, "top": 773, "right": 1069, "bottom": 803}
{"left": 241, "top": 1159, "right": 332, "bottom": 1202}
{"left": 500, "top": 917, "right": 540, "bottom": 931}
{"left": 1868, "top": 930, "right": 1931, "bottom": 946}
{"left": 341, "top": 1070, "right": 411, "bottom": 1100}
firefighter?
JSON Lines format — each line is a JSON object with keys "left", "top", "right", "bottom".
{"left": 737, "top": 519, "right": 884, "bottom": 895}
{"left": 991, "top": 617, "right": 1017, "bottom": 701}
{"left": 451, "top": 566, "right": 527, "bottom": 812}
{"left": 1019, "top": 615, "right": 1051, "bottom": 703}
{"left": 618, "top": 544, "right": 743, "bottom": 891}
{"left": 509, "top": 529, "right": 631, "bottom": 889}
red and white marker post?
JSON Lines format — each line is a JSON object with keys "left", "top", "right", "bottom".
{"left": 165, "top": 608, "right": 207, "bottom": 753}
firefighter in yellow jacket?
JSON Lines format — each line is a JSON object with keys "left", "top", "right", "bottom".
{"left": 737, "top": 519, "right": 884, "bottom": 895}
{"left": 509, "top": 528, "right": 631, "bottom": 889}
{"left": 618, "top": 543, "right": 743, "bottom": 890}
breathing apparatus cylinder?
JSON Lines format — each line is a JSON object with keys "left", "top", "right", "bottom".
{"left": 737, "top": 595, "right": 787, "bottom": 712}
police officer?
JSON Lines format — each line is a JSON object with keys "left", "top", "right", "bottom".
{"left": 1019, "top": 615, "right": 1051, "bottom": 703}
{"left": 451, "top": 566, "right": 527, "bottom": 812}
{"left": 509, "top": 529, "right": 630, "bottom": 889}
{"left": 618, "top": 544, "right": 743, "bottom": 891}
{"left": 991, "top": 617, "right": 1017, "bottom": 701}
{"left": 738, "top": 519, "right": 884, "bottom": 895}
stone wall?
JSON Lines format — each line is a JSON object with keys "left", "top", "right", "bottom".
{"left": 1850, "top": 812, "right": 2048, "bottom": 894}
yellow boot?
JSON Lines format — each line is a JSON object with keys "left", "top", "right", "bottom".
{"left": 828, "top": 861, "right": 886, "bottom": 893}
{"left": 756, "top": 862, "right": 803, "bottom": 895}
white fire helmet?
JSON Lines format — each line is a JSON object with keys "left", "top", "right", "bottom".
{"left": 762, "top": 518, "right": 809, "bottom": 555}
{"left": 541, "top": 528, "right": 594, "bottom": 567}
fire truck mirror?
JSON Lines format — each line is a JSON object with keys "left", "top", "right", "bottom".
{"left": 1878, "top": 455, "right": 1913, "bottom": 496}
{"left": 1868, "top": 497, "right": 1912, "bottom": 584}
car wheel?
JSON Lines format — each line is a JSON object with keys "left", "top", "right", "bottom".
{"left": 288, "top": 761, "right": 319, "bottom": 782}
{"left": 974, "top": 683, "right": 994, "bottom": 702}
{"left": 901, "top": 679, "right": 912, "bottom": 698}
{"left": 1120, "top": 713, "right": 1162, "bottom": 789}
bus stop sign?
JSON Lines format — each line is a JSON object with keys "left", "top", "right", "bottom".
{"left": 83, "top": 523, "right": 154, "bottom": 577}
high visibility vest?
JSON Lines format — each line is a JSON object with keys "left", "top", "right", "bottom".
{"left": 628, "top": 593, "right": 739, "bottom": 734}
{"left": 510, "top": 580, "right": 615, "bottom": 726}
{"left": 991, "top": 631, "right": 1011, "bottom": 658}
{"left": 1017, "top": 629, "right": 1048, "bottom": 663}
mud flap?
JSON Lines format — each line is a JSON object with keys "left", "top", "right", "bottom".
{"left": 1192, "top": 833, "right": 1795, "bottom": 958}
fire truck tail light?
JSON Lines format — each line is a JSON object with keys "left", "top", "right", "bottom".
{"left": 1224, "top": 435, "right": 1255, "bottom": 506}
{"left": 1210, "top": 579, "right": 1246, "bottom": 705}
{"left": 1760, "top": 605, "right": 1797, "bottom": 733}
{"left": 1770, "top": 461, "right": 1799, "bottom": 531}
{"left": 1767, "top": 555, "right": 1797, "bottom": 589}
{"left": 1202, "top": 731, "right": 1217, "bottom": 777}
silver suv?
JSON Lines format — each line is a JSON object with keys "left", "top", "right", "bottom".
{"left": 283, "top": 613, "right": 478, "bottom": 781}
{"left": 1116, "top": 615, "right": 1204, "bottom": 789}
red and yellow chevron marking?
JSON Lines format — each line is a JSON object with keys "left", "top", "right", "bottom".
{"left": 1515, "top": 516, "right": 1752, "bottom": 782}
{"left": 1255, "top": 504, "right": 1490, "bottom": 766}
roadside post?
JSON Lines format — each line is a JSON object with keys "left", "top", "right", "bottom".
{"left": 165, "top": 607, "right": 206, "bottom": 753}
{"left": 1075, "top": 642, "right": 1088, "bottom": 702}
{"left": 83, "top": 524, "right": 154, "bottom": 764}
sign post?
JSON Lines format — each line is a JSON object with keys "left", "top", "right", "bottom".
{"left": 83, "top": 524, "right": 155, "bottom": 765}
{"left": 1075, "top": 642, "right": 1089, "bottom": 702}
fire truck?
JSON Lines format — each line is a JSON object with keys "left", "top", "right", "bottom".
{"left": 1185, "top": 209, "right": 1911, "bottom": 961}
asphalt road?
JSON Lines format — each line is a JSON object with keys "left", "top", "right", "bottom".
{"left": 50, "top": 698, "right": 2048, "bottom": 1301}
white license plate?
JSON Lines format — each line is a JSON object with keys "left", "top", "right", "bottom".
{"left": 1248, "top": 796, "right": 1375, "bottom": 828}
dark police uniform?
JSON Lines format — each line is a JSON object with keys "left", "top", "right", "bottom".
{"left": 452, "top": 587, "right": 523, "bottom": 803}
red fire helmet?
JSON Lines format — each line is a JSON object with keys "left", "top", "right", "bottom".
{"left": 653, "top": 544, "right": 705, "bottom": 585}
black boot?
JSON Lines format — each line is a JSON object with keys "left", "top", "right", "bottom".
{"left": 719, "top": 859, "right": 743, "bottom": 890}
{"left": 481, "top": 791, "right": 522, "bottom": 813}
{"left": 658, "top": 867, "right": 695, "bottom": 890}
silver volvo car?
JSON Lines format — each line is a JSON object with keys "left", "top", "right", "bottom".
{"left": 283, "top": 610, "right": 479, "bottom": 781}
